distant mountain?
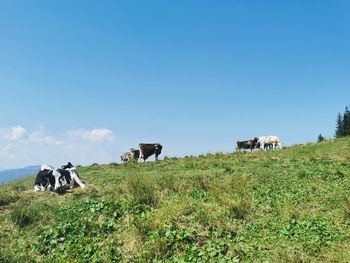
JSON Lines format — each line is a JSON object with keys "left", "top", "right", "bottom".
{"left": 0, "top": 165, "right": 40, "bottom": 184}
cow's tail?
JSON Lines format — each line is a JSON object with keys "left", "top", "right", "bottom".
{"left": 235, "top": 141, "right": 239, "bottom": 152}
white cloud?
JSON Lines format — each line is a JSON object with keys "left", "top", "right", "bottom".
{"left": 0, "top": 125, "right": 27, "bottom": 141}
{"left": 67, "top": 129, "right": 115, "bottom": 142}
{"left": 28, "top": 131, "right": 64, "bottom": 145}
{"left": 0, "top": 126, "right": 119, "bottom": 170}
{"left": 11, "top": 126, "right": 27, "bottom": 140}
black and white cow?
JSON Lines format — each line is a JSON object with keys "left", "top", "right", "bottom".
{"left": 130, "top": 148, "right": 140, "bottom": 160}
{"left": 34, "top": 162, "right": 86, "bottom": 192}
{"left": 139, "top": 143, "right": 162, "bottom": 162}
{"left": 235, "top": 138, "right": 258, "bottom": 152}
{"left": 255, "top": 142, "right": 273, "bottom": 150}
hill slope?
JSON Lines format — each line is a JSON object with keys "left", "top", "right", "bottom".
{"left": 0, "top": 138, "right": 350, "bottom": 262}
{"left": 0, "top": 165, "right": 40, "bottom": 184}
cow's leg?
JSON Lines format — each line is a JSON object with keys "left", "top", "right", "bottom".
{"left": 71, "top": 173, "right": 86, "bottom": 189}
{"left": 155, "top": 154, "right": 158, "bottom": 161}
{"left": 53, "top": 169, "right": 61, "bottom": 191}
{"left": 138, "top": 152, "right": 143, "bottom": 162}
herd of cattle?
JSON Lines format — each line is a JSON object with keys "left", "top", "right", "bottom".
{"left": 120, "top": 143, "right": 163, "bottom": 162}
{"left": 235, "top": 135, "right": 283, "bottom": 152}
{"left": 34, "top": 136, "right": 282, "bottom": 192}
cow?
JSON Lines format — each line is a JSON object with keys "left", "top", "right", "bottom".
{"left": 120, "top": 148, "right": 140, "bottom": 162}
{"left": 139, "top": 143, "right": 162, "bottom": 162}
{"left": 34, "top": 162, "right": 86, "bottom": 193}
{"left": 121, "top": 152, "right": 132, "bottom": 162}
{"left": 34, "top": 164, "right": 55, "bottom": 192}
{"left": 257, "top": 136, "right": 283, "bottom": 150}
{"left": 130, "top": 148, "right": 140, "bottom": 160}
{"left": 255, "top": 142, "right": 274, "bottom": 150}
{"left": 235, "top": 138, "right": 258, "bottom": 152}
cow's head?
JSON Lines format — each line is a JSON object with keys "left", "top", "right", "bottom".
{"left": 154, "top": 144, "right": 163, "bottom": 155}
{"left": 61, "top": 162, "right": 74, "bottom": 169}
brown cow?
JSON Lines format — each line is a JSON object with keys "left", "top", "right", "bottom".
{"left": 139, "top": 143, "right": 162, "bottom": 162}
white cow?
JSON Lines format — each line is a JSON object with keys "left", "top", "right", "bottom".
{"left": 257, "top": 136, "right": 283, "bottom": 150}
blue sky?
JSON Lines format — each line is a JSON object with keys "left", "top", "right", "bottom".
{"left": 0, "top": 1, "right": 349, "bottom": 169}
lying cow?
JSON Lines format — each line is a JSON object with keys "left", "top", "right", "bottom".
{"left": 139, "top": 143, "right": 162, "bottom": 162}
{"left": 257, "top": 136, "right": 283, "bottom": 150}
{"left": 34, "top": 162, "right": 86, "bottom": 192}
{"left": 235, "top": 138, "right": 258, "bottom": 152}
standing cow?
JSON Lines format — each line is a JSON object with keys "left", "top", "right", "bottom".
{"left": 235, "top": 138, "right": 258, "bottom": 152}
{"left": 121, "top": 152, "right": 132, "bottom": 162}
{"left": 139, "top": 143, "right": 162, "bottom": 162}
{"left": 121, "top": 148, "right": 140, "bottom": 162}
{"left": 130, "top": 148, "right": 140, "bottom": 160}
{"left": 257, "top": 136, "right": 283, "bottom": 150}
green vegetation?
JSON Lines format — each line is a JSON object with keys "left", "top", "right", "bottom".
{"left": 335, "top": 105, "right": 350, "bottom": 138}
{"left": 1, "top": 137, "right": 350, "bottom": 262}
{"left": 317, "top": 134, "right": 325, "bottom": 143}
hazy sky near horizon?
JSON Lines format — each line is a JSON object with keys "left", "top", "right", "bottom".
{"left": 0, "top": 1, "right": 349, "bottom": 170}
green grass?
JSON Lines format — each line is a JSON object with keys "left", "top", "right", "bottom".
{"left": 1, "top": 137, "right": 350, "bottom": 262}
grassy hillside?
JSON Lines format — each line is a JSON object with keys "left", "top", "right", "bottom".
{"left": 1, "top": 138, "right": 350, "bottom": 262}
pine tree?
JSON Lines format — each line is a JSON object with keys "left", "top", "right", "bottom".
{"left": 344, "top": 106, "right": 350, "bottom": 136}
{"left": 335, "top": 112, "right": 343, "bottom": 138}
{"left": 317, "top": 134, "right": 325, "bottom": 142}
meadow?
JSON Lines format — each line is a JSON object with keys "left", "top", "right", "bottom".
{"left": 0, "top": 137, "right": 350, "bottom": 262}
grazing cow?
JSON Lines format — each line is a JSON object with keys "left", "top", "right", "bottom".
{"left": 130, "top": 148, "right": 140, "bottom": 160}
{"left": 257, "top": 136, "right": 283, "bottom": 150}
{"left": 34, "top": 162, "right": 86, "bottom": 192}
{"left": 120, "top": 152, "right": 132, "bottom": 162}
{"left": 235, "top": 138, "right": 258, "bottom": 152}
{"left": 120, "top": 148, "right": 140, "bottom": 163}
{"left": 139, "top": 143, "right": 162, "bottom": 162}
